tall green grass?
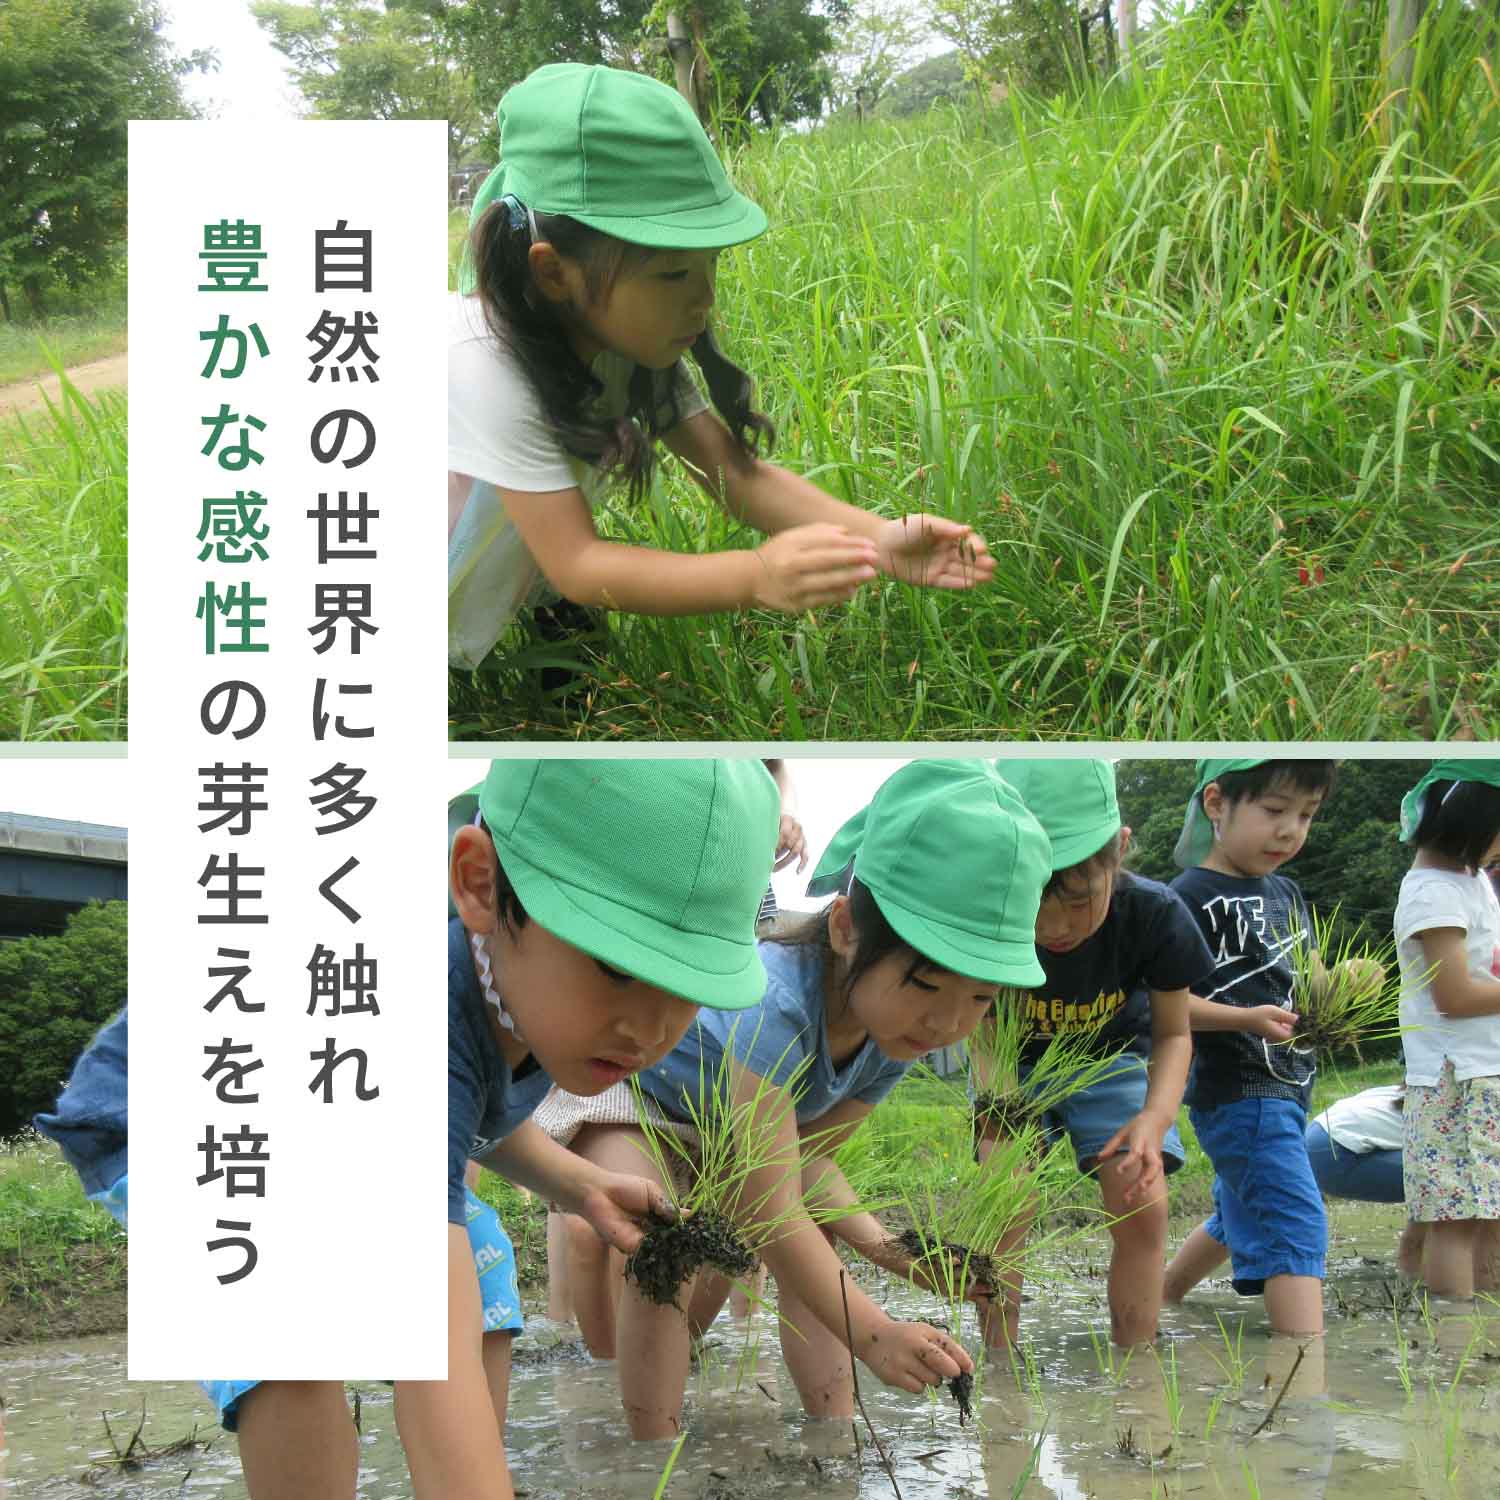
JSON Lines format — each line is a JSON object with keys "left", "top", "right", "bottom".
{"left": 0, "top": 373, "right": 128, "bottom": 740}
{"left": 452, "top": 0, "right": 1498, "bottom": 739}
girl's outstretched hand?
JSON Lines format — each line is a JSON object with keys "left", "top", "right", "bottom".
{"left": 877, "top": 515, "right": 995, "bottom": 589}
{"left": 864, "top": 1316, "right": 973, "bottom": 1394}
{"left": 576, "top": 1172, "right": 676, "bottom": 1256}
{"left": 752, "top": 523, "right": 879, "bottom": 611}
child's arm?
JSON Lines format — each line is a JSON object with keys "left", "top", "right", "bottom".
{"left": 727, "top": 1062, "right": 972, "bottom": 1392}
{"left": 664, "top": 411, "right": 996, "bottom": 591}
{"left": 495, "top": 480, "right": 879, "bottom": 614}
{"left": 1419, "top": 927, "right": 1500, "bottom": 1019}
{"left": 1095, "top": 988, "right": 1191, "bottom": 1205}
{"left": 395, "top": 1225, "right": 509, "bottom": 1499}
{"left": 1188, "top": 993, "right": 1298, "bottom": 1040}
{"left": 478, "top": 1120, "right": 672, "bottom": 1254}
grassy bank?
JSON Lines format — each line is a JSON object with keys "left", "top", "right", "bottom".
{"left": 452, "top": 1, "right": 1498, "bottom": 740}
{"left": 0, "top": 376, "right": 128, "bottom": 740}
{"left": 0, "top": 1137, "right": 126, "bottom": 1345}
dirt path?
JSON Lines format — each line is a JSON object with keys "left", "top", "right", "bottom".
{"left": 0, "top": 350, "right": 127, "bottom": 417}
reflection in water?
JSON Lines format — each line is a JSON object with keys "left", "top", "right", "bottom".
{"left": 3, "top": 1202, "right": 1499, "bottom": 1498}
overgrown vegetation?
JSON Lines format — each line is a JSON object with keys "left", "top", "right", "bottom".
{"left": 453, "top": 0, "right": 1498, "bottom": 739}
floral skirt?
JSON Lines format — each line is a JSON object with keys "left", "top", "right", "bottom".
{"left": 1403, "top": 1062, "right": 1500, "bottom": 1223}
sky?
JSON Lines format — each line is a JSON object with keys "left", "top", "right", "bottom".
{"left": 162, "top": 0, "right": 303, "bottom": 123}
{"left": 444, "top": 758, "right": 907, "bottom": 913}
{"left": 1, "top": 759, "right": 130, "bottom": 828}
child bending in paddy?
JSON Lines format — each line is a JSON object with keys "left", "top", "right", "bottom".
{"left": 448, "top": 62, "right": 992, "bottom": 670}
{"left": 962, "top": 758, "right": 1206, "bottom": 1351}
{"left": 1394, "top": 760, "right": 1500, "bottom": 1302}
{"left": 1162, "top": 759, "right": 1384, "bottom": 1338}
{"left": 39, "top": 759, "right": 782, "bottom": 1500}
{"left": 536, "top": 760, "right": 1047, "bottom": 1436}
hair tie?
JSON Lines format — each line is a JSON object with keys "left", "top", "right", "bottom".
{"left": 471, "top": 931, "right": 526, "bottom": 1043}
{"left": 499, "top": 193, "right": 540, "bottom": 244}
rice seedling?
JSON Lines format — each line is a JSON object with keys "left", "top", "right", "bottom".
{"left": 1203, "top": 1389, "right": 1226, "bottom": 1441}
{"left": 0, "top": 372, "right": 127, "bottom": 740}
{"left": 1155, "top": 1341, "right": 1183, "bottom": 1436}
{"left": 1286, "top": 904, "right": 1402, "bottom": 1061}
{"left": 1210, "top": 1313, "right": 1250, "bottom": 1388}
{"left": 965, "top": 1003, "right": 1138, "bottom": 1144}
{"left": 623, "top": 1028, "right": 844, "bottom": 1310}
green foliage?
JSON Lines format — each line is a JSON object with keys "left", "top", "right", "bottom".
{"left": 876, "top": 50, "right": 977, "bottom": 119}
{"left": 252, "top": 0, "right": 485, "bottom": 167}
{"left": 0, "top": 0, "right": 207, "bottom": 318}
{"left": 0, "top": 902, "right": 127, "bottom": 1139}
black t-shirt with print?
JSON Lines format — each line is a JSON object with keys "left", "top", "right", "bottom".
{"left": 1018, "top": 872, "right": 1216, "bottom": 1063}
{"left": 1170, "top": 865, "right": 1315, "bottom": 1110}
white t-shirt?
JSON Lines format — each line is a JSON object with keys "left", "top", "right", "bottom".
{"left": 1312, "top": 1084, "right": 1404, "bottom": 1154}
{"left": 1396, "top": 865, "right": 1500, "bottom": 1085}
{"left": 446, "top": 291, "right": 708, "bottom": 669}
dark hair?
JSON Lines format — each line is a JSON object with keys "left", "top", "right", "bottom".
{"left": 1042, "top": 829, "right": 1125, "bottom": 899}
{"left": 769, "top": 876, "right": 937, "bottom": 1013}
{"left": 469, "top": 203, "right": 774, "bottom": 500}
{"left": 1207, "top": 760, "right": 1338, "bottom": 809}
{"left": 489, "top": 839, "right": 530, "bottom": 934}
{"left": 1412, "top": 780, "right": 1500, "bottom": 870}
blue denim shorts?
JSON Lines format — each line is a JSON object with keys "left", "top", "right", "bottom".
{"left": 1193, "top": 1096, "right": 1327, "bottom": 1293}
{"left": 1024, "top": 1053, "right": 1186, "bottom": 1176}
{"left": 202, "top": 1188, "right": 523, "bottom": 1431}
{"left": 1304, "top": 1121, "right": 1404, "bottom": 1204}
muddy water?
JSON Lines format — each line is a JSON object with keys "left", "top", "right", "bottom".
{"left": 4, "top": 1202, "right": 1499, "bottom": 1499}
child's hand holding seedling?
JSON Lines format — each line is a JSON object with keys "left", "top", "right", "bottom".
{"left": 574, "top": 1170, "right": 678, "bottom": 1256}
{"left": 1242, "top": 1003, "right": 1299, "bottom": 1042}
{"left": 862, "top": 1314, "right": 974, "bottom": 1394}
{"left": 874, "top": 514, "right": 995, "bottom": 590}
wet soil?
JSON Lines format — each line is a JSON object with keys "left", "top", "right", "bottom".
{"left": 624, "top": 1208, "right": 758, "bottom": 1309}
{"left": 0, "top": 1241, "right": 127, "bottom": 1345}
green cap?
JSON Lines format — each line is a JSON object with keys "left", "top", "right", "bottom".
{"left": 1173, "top": 758, "right": 1270, "bottom": 868}
{"left": 469, "top": 64, "right": 767, "bottom": 255}
{"left": 461, "top": 759, "right": 779, "bottom": 1010}
{"left": 812, "top": 761, "right": 1052, "bottom": 987}
{"left": 1399, "top": 758, "right": 1500, "bottom": 843}
{"left": 992, "top": 759, "right": 1120, "bottom": 871}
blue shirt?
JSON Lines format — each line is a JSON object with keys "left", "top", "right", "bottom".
{"left": 1170, "top": 866, "right": 1315, "bottom": 1109}
{"left": 447, "top": 917, "right": 553, "bottom": 1223}
{"left": 638, "top": 940, "right": 910, "bottom": 1126}
{"left": 1019, "top": 873, "right": 1215, "bottom": 1062}
{"left": 34, "top": 1008, "right": 129, "bottom": 1199}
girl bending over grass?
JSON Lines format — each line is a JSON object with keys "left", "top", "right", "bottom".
{"left": 448, "top": 63, "right": 992, "bottom": 670}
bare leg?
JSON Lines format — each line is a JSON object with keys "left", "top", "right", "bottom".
{"left": 1263, "top": 1274, "right": 1324, "bottom": 1336}
{"left": 777, "top": 1276, "right": 854, "bottom": 1419}
{"left": 1425, "top": 1220, "right": 1480, "bottom": 1298}
{"left": 565, "top": 1210, "right": 618, "bottom": 1358}
{"left": 236, "top": 1381, "right": 357, "bottom": 1500}
{"left": 546, "top": 1210, "right": 573, "bottom": 1322}
{"left": 688, "top": 1268, "right": 734, "bottom": 1342}
{"left": 727, "top": 1264, "right": 768, "bottom": 1319}
{"left": 572, "top": 1123, "right": 692, "bottom": 1439}
{"left": 1397, "top": 1220, "right": 1426, "bottom": 1280}
{"left": 1163, "top": 1222, "right": 1228, "bottom": 1303}
{"left": 481, "top": 1330, "right": 513, "bottom": 1441}
{"left": 1096, "top": 1159, "right": 1168, "bottom": 1346}
{"left": 1474, "top": 1221, "right": 1500, "bottom": 1293}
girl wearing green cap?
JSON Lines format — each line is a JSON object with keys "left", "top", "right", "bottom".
{"left": 449, "top": 62, "right": 993, "bottom": 672}
{"left": 542, "top": 760, "right": 1047, "bottom": 1438}
{"left": 970, "top": 759, "right": 1210, "bottom": 1352}
{"left": 1393, "top": 761, "right": 1500, "bottom": 1301}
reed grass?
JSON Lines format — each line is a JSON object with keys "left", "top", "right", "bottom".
{"left": 0, "top": 371, "right": 127, "bottom": 740}
{"left": 451, "top": 0, "right": 1499, "bottom": 740}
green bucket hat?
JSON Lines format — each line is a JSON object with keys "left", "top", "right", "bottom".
{"left": 992, "top": 759, "right": 1121, "bottom": 871}
{"left": 467, "top": 63, "right": 766, "bottom": 261}
{"left": 1173, "top": 758, "right": 1270, "bottom": 869}
{"left": 457, "top": 759, "right": 779, "bottom": 1010}
{"left": 809, "top": 761, "right": 1052, "bottom": 987}
{"left": 1399, "top": 758, "right": 1500, "bottom": 843}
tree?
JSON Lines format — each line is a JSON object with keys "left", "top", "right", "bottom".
{"left": 0, "top": 902, "right": 127, "bottom": 1140}
{"left": 251, "top": 0, "right": 485, "bottom": 168}
{"left": 930, "top": 0, "right": 1118, "bottom": 96}
{"left": 0, "top": 0, "right": 209, "bottom": 319}
{"left": 828, "top": 0, "right": 926, "bottom": 117}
